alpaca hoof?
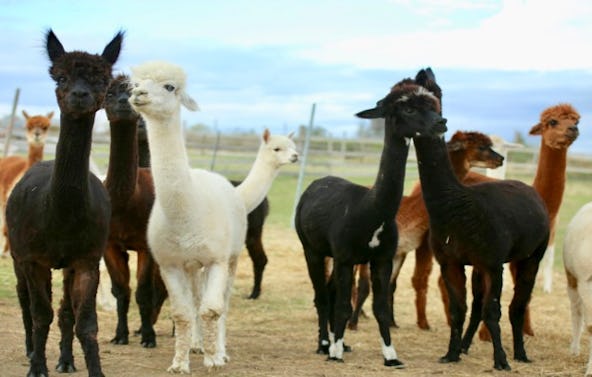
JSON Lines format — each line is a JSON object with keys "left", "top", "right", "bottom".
{"left": 247, "top": 290, "right": 261, "bottom": 299}
{"left": 343, "top": 343, "right": 352, "bottom": 352}
{"left": 110, "top": 335, "right": 129, "bottom": 345}
{"left": 439, "top": 354, "right": 460, "bottom": 363}
{"left": 514, "top": 354, "right": 531, "bottom": 363}
{"left": 347, "top": 322, "right": 358, "bottom": 331}
{"left": 316, "top": 343, "right": 330, "bottom": 355}
{"left": 523, "top": 327, "right": 535, "bottom": 337}
{"left": 417, "top": 321, "right": 430, "bottom": 330}
{"left": 55, "top": 360, "right": 76, "bottom": 373}
{"left": 166, "top": 363, "right": 190, "bottom": 374}
{"left": 327, "top": 356, "right": 344, "bottom": 363}
{"left": 141, "top": 339, "right": 157, "bottom": 348}
{"left": 384, "top": 358, "right": 405, "bottom": 368}
{"left": 494, "top": 361, "right": 511, "bottom": 371}
{"left": 203, "top": 353, "right": 227, "bottom": 369}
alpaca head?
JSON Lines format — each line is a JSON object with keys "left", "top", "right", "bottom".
{"left": 447, "top": 131, "right": 504, "bottom": 169}
{"left": 259, "top": 128, "right": 299, "bottom": 167}
{"left": 104, "top": 74, "right": 139, "bottom": 124}
{"left": 355, "top": 67, "right": 447, "bottom": 139}
{"left": 129, "top": 61, "right": 199, "bottom": 121}
{"left": 529, "top": 103, "right": 580, "bottom": 149}
{"left": 46, "top": 29, "right": 123, "bottom": 117}
{"left": 22, "top": 110, "right": 52, "bottom": 146}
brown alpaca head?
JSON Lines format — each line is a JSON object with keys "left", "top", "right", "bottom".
{"left": 104, "top": 74, "right": 139, "bottom": 123}
{"left": 447, "top": 131, "right": 504, "bottom": 169}
{"left": 22, "top": 110, "right": 53, "bottom": 146}
{"left": 529, "top": 103, "right": 580, "bottom": 149}
{"left": 46, "top": 29, "right": 123, "bottom": 117}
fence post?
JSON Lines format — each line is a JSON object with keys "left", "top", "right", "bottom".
{"left": 291, "top": 103, "right": 316, "bottom": 229}
{"left": 3, "top": 88, "right": 20, "bottom": 157}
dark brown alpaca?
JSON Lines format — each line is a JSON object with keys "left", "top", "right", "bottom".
{"left": 6, "top": 30, "right": 122, "bottom": 377}
{"left": 102, "top": 74, "right": 165, "bottom": 348}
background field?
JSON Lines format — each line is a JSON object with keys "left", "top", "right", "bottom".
{"left": 0, "top": 133, "right": 590, "bottom": 376}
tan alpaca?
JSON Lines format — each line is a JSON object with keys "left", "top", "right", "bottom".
{"left": 0, "top": 110, "right": 53, "bottom": 257}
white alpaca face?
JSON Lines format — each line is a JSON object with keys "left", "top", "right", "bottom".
{"left": 129, "top": 79, "right": 183, "bottom": 118}
{"left": 264, "top": 132, "right": 299, "bottom": 166}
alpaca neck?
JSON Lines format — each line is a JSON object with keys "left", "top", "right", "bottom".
{"left": 532, "top": 141, "right": 567, "bottom": 219}
{"left": 369, "top": 125, "right": 410, "bottom": 220}
{"left": 50, "top": 113, "right": 95, "bottom": 209}
{"left": 413, "top": 136, "right": 464, "bottom": 220}
{"left": 448, "top": 150, "right": 471, "bottom": 180}
{"left": 236, "top": 145, "right": 279, "bottom": 213}
{"left": 138, "top": 138, "right": 151, "bottom": 168}
{"left": 104, "top": 119, "right": 139, "bottom": 208}
{"left": 27, "top": 143, "right": 45, "bottom": 167}
{"left": 142, "top": 111, "right": 192, "bottom": 209}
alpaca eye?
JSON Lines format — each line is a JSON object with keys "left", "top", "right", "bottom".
{"left": 548, "top": 119, "right": 558, "bottom": 127}
{"left": 57, "top": 76, "right": 67, "bottom": 86}
{"left": 273, "top": 147, "right": 281, "bottom": 152}
{"left": 164, "top": 84, "right": 175, "bottom": 92}
{"left": 403, "top": 107, "right": 416, "bottom": 115}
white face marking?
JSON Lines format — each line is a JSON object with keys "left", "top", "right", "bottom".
{"left": 381, "top": 338, "right": 398, "bottom": 360}
{"left": 405, "top": 137, "right": 411, "bottom": 146}
{"left": 395, "top": 95, "right": 409, "bottom": 103}
{"left": 369, "top": 224, "right": 384, "bottom": 248}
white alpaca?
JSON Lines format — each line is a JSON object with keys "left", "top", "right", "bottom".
{"left": 129, "top": 60, "right": 298, "bottom": 374}
{"left": 563, "top": 201, "right": 592, "bottom": 377}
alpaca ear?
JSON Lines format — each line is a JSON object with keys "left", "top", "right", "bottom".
{"left": 287, "top": 131, "right": 295, "bottom": 140}
{"left": 529, "top": 123, "right": 543, "bottom": 135}
{"left": 101, "top": 30, "right": 124, "bottom": 65}
{"left": 22, "top": 110, "right": 30, "bottom": 120}
{"left": 356, "top": 106, "right": 385, "bottom": 119}
{"left": 446, "top": 140, "right": 465, "bottom": 151}
{"left": 46, "top": 29, "right": 65, "bottom": 62}
{"left": 263, "top": 128, "right": 270, "bottom": 143}
{"left": 46, "top": 111, "right": 54, "bottom": 120}
{"left": 180, "top": 92, "right": 199, "bottom": 111}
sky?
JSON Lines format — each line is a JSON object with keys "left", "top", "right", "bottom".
{"left": 1, "top": 0, "right": 591, "bottom": 153}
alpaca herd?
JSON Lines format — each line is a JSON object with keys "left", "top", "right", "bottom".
{"left": 2, "top": 29, "right": 590, "bottom": 376}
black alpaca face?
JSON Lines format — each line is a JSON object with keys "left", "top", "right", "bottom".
{"left": 46, "top": 29, "right": 123, "bottom": 117}
{"left": 356, "top": 72, "right": 447, "bottom": 138}
{"left": 104, "top": 75, "right": 139, "bottom": 123}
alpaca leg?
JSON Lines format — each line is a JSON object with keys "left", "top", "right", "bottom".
{"left": 305, "top": 251, "right": 331, "bottom": 354}
{"left": 13, "top": 263, "right": 33, "bottom": 357}
{"left": 542, "top": 219, "right": 557, "bottom": 293}
{"left": 191, "top": 268, "right": 204, "bottom": 353}
{"left": 438, "top": 274, "right": 451, "bottom": 326}
{"left": 579, "top": 280, "right": 592, "bottom": 377}
{"left": 103, "top": 244, "right": 131, "bottom": 344}
{"left": 412, "top": 235, "right": 433, "bottom": 330}
{"left": 159, "top": 266, "right": 194, "bottom": 374}
{"left": 509, "top": 258, "right": 540, "bottom": 363}
{"left": 56, "top": 269, "right": 77, "bottom": 373}
{"left": 566, "top": 274, "right": 583, "bottom": 355}
{"left": 96, "top": 257, "right": 116, "bottom": 311}
{"left": 200, "top": 262, "right": 229, "bottom": 368}
{"left": 389, "top": 252, "right": 407, "bottom": 328}
{"left": 439, "top": 263, "right": 466, "bottom": 364}
{"left": 17, "top": 263, "right": 53, "bottom": 377}
{"left": 151, "top": 266, "right": 168, "bottom": 326}
{"left": 136, "top": 250, "right": 158, "bottom": 348}
{"left": 246, "top": 227, "right": 267, "bottom": 299}
{"left": 328, "top": 261, "right": 354, "bottom": 362}
{"left": 481, "top": 267, "right": 510, "bottom": 371}
{"left": 214, "top": 256, "right": 239, "bottom": 364}
{"left": 71, "top": 263, "right": 104, "bottom": 377}
{"left": 461, "top": 269, "right": 484, "bottom": 354}
{"left": 349, "top": 263, "right": 370, "bottom": 330}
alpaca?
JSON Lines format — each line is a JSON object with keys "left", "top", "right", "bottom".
{"left": 563, "top": 201, "right": 592, "bottom": 377}
{"left": 102, "top": 74, "right": 165, "bottom": 348}
{"left": 295, "top": 73, "right": 447, "bottom": 367}
{"left": 6, "top": 29, "right": 121, "bottom": 377}
{"left": 0, "top": 110, "right": 53, "bottom": 257}
{"left": 475, "top": 103, "right": 580, "bottom": 342}
{"left": 348, "top": 130, "right": 504, "bottom": 331}
{"left": 391, "top": 68, "right": 549, "bottom": 370}
{"left": 129, "top": 60, "right": 298, "bottom": 373}
{"left": 531, "top": 103, "right": 580, "bottom": 294}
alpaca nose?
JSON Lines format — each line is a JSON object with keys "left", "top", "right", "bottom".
{"left": 569, "top": 125, "right": 579, "bottom": 136}
{"left": 132, "top": 88, "right": 148, "bottom": 97}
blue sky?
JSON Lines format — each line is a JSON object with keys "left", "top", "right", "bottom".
{"left": 1, "top": 0, "right": 591, "bottom": 153}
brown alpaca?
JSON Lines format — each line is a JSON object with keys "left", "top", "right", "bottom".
{"left": 0, "top": 110, "right": 53, "bottom": 257}
{"left": 348, "top": 131, "right": 504, "bottom": 331}
{"left": 474, "top": 103, "right": 580, "bottom": 341}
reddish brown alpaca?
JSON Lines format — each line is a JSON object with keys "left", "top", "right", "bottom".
{"left": 0, "top": 110, "right": 53, "bottom": 257}
{"left": 474, "top": 103, "right": 580, "bottom": 341}
{"left": 348, "top": 131, "right": 504, "bottom": 331}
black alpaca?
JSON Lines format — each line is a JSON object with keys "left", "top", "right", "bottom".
{"left": 295, "top": 74, "right": 447, "bottom": 366}
{"left": 102, "top": 74, "right": 166, "bottom": 348}
{"left": 361, "top": 68, "right": 549, "bottom": 370}
{"left": 6, "top": 30, "right": 122, "bottom": 377}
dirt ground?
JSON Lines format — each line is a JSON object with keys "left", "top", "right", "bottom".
{"left": 0, "top": 225, "right": 586, "bottom": 377}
